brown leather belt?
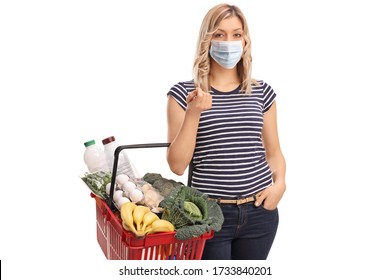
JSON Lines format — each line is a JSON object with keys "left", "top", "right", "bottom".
{"left": 208, "top": 190, "right": 264, "bottom": 205}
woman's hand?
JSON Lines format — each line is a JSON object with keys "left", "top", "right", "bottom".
{"left": 255, "top": 181, "right": 286, "bottom": 210}
{"left": 186, "top": 87, "right": 212, "bottom": 114}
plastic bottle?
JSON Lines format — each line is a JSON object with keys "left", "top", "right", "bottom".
{"left": 102, "top": 136, "right": 137, "bottom": 179}
{"left": 83, "top": 140, "right": 109, "bottom": 173}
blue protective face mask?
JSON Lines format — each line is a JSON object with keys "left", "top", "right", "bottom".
{"left": 210, "top": 40, "right": 243, "bottom": 69}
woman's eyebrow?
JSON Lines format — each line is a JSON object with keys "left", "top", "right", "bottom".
{"left": 216, "top": 28, "right": 243, "bottom": 32}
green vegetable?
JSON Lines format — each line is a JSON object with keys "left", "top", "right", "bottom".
{"left": 81, "top": 171, "right": 111, "bottom": 199}
{"left": 142, "top": 173, "right": 163, "bottom": 184}
{"left": 148, "top": 175, "right": 223, "bottom": 240}
{"left": 184, "top": 201, "right": 202, "bottom": 219}
{"left": 143, "top": 173, "right": 183, "bottom": 197}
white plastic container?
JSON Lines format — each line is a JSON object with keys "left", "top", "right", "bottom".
{"left": 83, "top": 140, "right": 109, "bottom": 172}
{"left": 102, "top": 136, "right": 137, "bottom": 179}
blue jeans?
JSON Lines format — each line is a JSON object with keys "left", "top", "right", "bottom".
{"left": 201, "top": 202, "right": 279, "bottom": 260}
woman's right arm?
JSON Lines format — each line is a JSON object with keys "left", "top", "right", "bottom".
{"left": 166, "top": 88, "right": 212, "bottom": 175}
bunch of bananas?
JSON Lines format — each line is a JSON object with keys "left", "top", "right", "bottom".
{"left": 120, "top": 201, "right": 175, "bottom": 237}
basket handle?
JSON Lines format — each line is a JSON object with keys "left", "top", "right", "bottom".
{"left": 108, "top": 143, "right": 170, "bottom": 210}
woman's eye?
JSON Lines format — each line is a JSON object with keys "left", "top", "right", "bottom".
{"left": 214, "top": 33, "right": 224, "bottom": 38}
{"left": 234, "top": 33, "right": 242, "bottom": 38}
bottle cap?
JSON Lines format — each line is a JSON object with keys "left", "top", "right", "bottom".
{"left": 102, "top": 136, "right": 116, "bottom": 145}
{"left": 84, "top": 140, "right": 96, "bottom": 147}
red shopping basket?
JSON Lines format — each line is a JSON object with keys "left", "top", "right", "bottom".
{"left": 91, "top": 143, "right": 214, "bottom": 260}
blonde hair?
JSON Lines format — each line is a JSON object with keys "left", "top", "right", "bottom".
{"left": 193, "top": 3, "right": 258, "bottom": 94}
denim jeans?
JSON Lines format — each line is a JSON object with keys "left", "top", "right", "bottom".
{"left": 201, "top": 202, "right": 279, "bottom": 260}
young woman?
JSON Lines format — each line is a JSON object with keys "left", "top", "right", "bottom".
{"left": 166, "top": 3, "right": 286, "bottom": 260}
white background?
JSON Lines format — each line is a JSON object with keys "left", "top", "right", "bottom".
{"left": 1, "top": 0, "right": 389, "bottom": 279}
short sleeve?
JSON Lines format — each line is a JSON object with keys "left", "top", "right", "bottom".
{"left": 167, "top": 82, "right": 189, "bottom": 111}
{"left": 262, "top": 81, "right": 277, "bottom": 112}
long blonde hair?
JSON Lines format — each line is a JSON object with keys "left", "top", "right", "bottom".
{"left": 193, "top": 3, "right": 257, "bottom": 94}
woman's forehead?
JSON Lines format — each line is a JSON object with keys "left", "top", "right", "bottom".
{"left": 216, "top": 16, "right": 243, "bottom": 31}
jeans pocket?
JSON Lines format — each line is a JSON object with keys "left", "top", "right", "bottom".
{"left": 258, "top": 204, "right": 278, "bottom": 213}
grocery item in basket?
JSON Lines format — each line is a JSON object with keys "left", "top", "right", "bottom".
{"left": 120, "top": 201, "right": 175, "bottom": 237}
{"left": 121, "top": 201, "right": 137, "bottom": 233}
{"left": 81, "top": 171, "right": 111, "bottom": 199}
{"left": 140, "top": 182, "right": 164, "bottom": 213}
{"left": 122, "top": 181, "right": 137, "bottom": 195}
{"left": 114, "top": 175, "right": 144, "bottom": 204}
{"left": 141, "top": 211, "right": 160, "bottom": 232}
{"left": 83, "top": 140, "right": 109, "bottom": 172}
{"left": 143, "top": 219, "right": 175, "bottom": 235}
{"left": 117, "top": 196, "right": 131, "bottom": 210}
{"left": 142, "top": 173, "right": 181, "bottom": 197}
{"left": 128, "top": 188, "right": 144, "bottom": 203}
{"left": 105, "top": 182, "right": 120, "bottom": 196}
{"left": 116, "top": 173, "right": 130, "bottom": 186}
{"left": 146, "top": 175, "right": 224, "bottom": 240}
{"left": 102, "top": 136, "right": 137, "bottom": 179}
{"left": 113, "top": 190, "right": 124, "bottom": 202}
{"left": 133, "top": 205, "right": 150, "bottom": 231}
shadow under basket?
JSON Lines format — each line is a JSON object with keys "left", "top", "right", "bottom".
{"left": 91, "top": 193, "right": 214, "bottom": 260}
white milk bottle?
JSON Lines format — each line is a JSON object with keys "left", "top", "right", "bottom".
{"left": 83, "top": 140, "right": 109, "bottom": 172}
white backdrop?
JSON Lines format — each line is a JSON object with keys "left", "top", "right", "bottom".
{"left": 1, "top": 0, "right": 389, "bottom": 279}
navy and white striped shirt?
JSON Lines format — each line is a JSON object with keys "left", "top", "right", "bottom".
{"left": 168, "top": 80, "right": 276, "bottom": 199}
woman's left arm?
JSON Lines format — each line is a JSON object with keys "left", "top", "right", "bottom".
{"left": 255, "top": 101, "right": 286, "bottom": 209}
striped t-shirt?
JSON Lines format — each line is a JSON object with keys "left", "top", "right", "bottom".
{"left": 168, "top": 80, "right": 276, "bottom": 199}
